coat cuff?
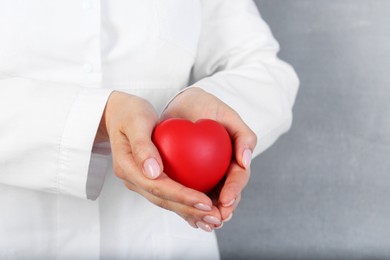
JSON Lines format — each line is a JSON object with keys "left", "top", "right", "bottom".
{"left": 58, "top": 88, "right": 112, "bottom": 199}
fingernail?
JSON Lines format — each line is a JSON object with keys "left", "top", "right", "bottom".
{"left": 196, "top": 221, "right": 212, "bottom": 232}
{"left": 223, "top": 213, "right": 233, "bottom": 223}
{"left": 194, "top": 203, "right": 212, "bottom": 211}
{"left": 215, "top": 222, "right": 224, "bottom": 230}
{"left": 203, "top": 215, "right": 222, "bottom": 225}
{"left": 143, "top": 158, "right": 161, "bottom": 179}
{"left": 223, "top": 198, "right": 235, "bottom": 207}
{"left": 242, "top": 149, "right": 252, "bottom": 169}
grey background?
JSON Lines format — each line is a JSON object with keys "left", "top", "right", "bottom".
{"left": 216, "top": 1, "right": 390, "bottom": 259}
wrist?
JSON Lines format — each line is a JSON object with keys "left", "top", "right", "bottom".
{"left": 94, "top": 91, "right": 121, "bottom": 144}
{"left": 94, "top": 104, "right": 109, "bottom": 144}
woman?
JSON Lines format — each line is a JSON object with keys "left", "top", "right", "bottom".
{"left": 0, "top": 0, "right": 298, "bottom": 258}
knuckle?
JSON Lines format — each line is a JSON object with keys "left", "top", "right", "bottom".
{"left": 182, "top": 215, "right": 193, "bottom": 223}
{"left": 175, "top": 186, "right": 189, "bottom": 203}
{"left": 247, "top": 130, "right": 257, "bottom": 147}
{"left": 123, "top": 181, "right": 136, "bottom": 192}
{"left": 113, "top": 163, "right": 124, "bottom": 179}
{"left": 147, "top": 185, "right": 162, "bottom": 198}
{"left": 131, "top": 139, "right": 155, "bottom": 161}
{"left": 177, "top": 211, "right": 195, "bottom": 223}
{"left": 157, "top": 199, "right": 170, "bottom": 211}
{"left": 131, "top": 139, "right": 150, "bottom": 153}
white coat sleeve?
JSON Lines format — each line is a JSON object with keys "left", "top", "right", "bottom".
{"left": 0, "top": 76, "right": 112, "bottom": 199}
{"left": 191, "top": 0, "right": 299, "bottom": 157}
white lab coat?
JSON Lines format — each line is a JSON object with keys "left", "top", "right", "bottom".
{"left": 0, "top": 0, "right": 299, "bottom": 259}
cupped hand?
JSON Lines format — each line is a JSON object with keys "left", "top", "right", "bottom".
{"left": 96, "top": 91, "right": 222, "bottom": 231}
{"left": 162, "top": 87, "right": 257, "bottom": 225}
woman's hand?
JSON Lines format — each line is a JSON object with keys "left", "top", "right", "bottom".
{"left": 162, "top": 87, "right": 257, "bottom": 227}
{"left": 96, "top": 91, "right": 222, "bottom": 231}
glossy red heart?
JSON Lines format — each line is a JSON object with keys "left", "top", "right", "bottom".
{"left": 152, "top": 118, "right": 232, "bottom": 193}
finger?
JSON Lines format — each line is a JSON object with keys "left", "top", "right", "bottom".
{"left": 219, "top": 194, "right": 241, "bottom": 222}
{"left": 120, "top": 101, "right": 163, "bottom": 180}
{"left": 218, "top": 111, "right": 257, "bottom": 170}
{"left": 114, "top": 145, "right": 215, "bottom": 211}
{"left": 110, "top": 131, "right": 135, "bottom": 181}
{"left": 126, "top": 181, "right": 222, "bottom": 231}
{"left": 187, "top": 220, "right": 198, "bottom": 229}
{"left": 138, "top": 173, "right": 216, "bottom": 212}
{"left": 218, "top": 161, "right": 250, "bottom": 208}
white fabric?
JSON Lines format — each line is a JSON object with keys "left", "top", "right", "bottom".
{"left": 0, "top": 0, "right": 299, "bottom": 259}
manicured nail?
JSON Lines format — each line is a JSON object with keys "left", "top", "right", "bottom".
{"left": 223, "top": 198, "right": 235, "bottom": 207}
{"left": 215, "top": 222, "right": 224, "bottom": 230}
{"left": 223, "top": 213, "right": 233, "bottom": 223}
{"left": 196, "top": 221, "right": 212, "bottom": 232}
{"left": 203, "top": 215, "right": 222, "bottom": 225}
{"left": 143, "top": 158, "right": 161, "bottom": 179}
{"left": 242, "top": 149, "right": 252, "bottom": 169}
{"left": 194, "top": 203, "right": 212, "bottom": 211}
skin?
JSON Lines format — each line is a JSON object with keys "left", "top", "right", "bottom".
{"left": 95, "top": 87, "right": 257, "bottom": 231}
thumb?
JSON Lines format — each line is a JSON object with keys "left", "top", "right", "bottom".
{"left": 105, "top": 92, "right": 163, "bottom": 180}
{"left": 219, "top": 112, "right": 257, "bottom": 170}
{"left": 129, "top": 130, "right": 163, "bottom": 180}
{"left": 143, "top": 155, "right": 163, "bottom": 180}
{"left": 234, "top": 134, "right": 256, "bottom": 170}
{"left": 121, "top": 112, "right": 163, "bottom": 180}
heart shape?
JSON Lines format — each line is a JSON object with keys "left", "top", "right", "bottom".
{"left": 152, "top": 118, "right": 232, "bottom": 193}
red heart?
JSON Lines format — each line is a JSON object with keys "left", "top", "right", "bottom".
{"left": 152, "top": 118, "right": 232, "bottom": 193}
